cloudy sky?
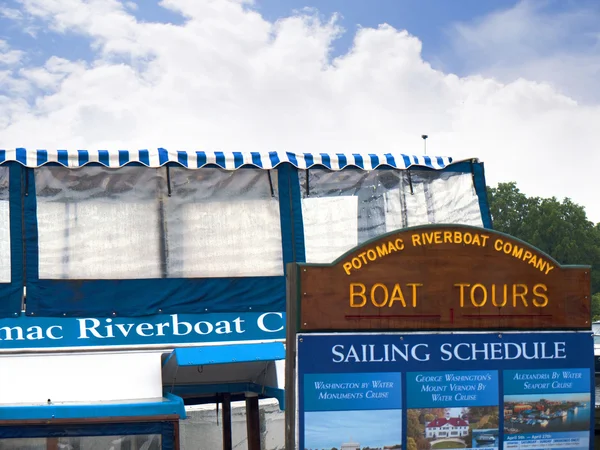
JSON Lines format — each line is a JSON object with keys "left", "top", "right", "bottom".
{"left": 1, "top": 0, "right": 599, "bottom": 221}
{"left": 305, "top": 409, "right": 401, "bottom": 448}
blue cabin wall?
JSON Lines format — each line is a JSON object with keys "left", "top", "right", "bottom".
{"left": 0, "top": 156, "right": 492, "bottom": 319}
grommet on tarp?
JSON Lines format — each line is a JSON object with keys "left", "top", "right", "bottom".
{"left": 24, "top": 168, "right": 29, "bottom": 196}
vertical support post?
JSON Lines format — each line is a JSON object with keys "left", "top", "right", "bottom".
{"left": 222, "top": 393, "right": 232, "bottom": 450}
{"left": 245, "top": 393, "right": 261, "bottom": 450}
{"left": 46, "top": 438, "right": 59, "bottom": 450}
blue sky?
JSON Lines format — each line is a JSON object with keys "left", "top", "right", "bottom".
{"left": 305, "top": 409, "right": 402, "bottom": 449}
{"left": 0, "top": 0, "right": 599, "bottom": 221}
{"left": 3, "top": 0, "right": 599, "bottom": 89}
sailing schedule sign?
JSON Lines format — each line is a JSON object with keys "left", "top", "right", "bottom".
{"left": 297, "top": 332, "right": 594, "bottom": 450}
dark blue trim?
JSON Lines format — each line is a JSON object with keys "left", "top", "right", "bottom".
{"left": 177, "top": 150, "right": 187, "bottom": 166}
{"left": 277, "top": 164, "right": 294, "bottom": 270}
{"left": 165, "top": 342, "right": 285, "bottom": 367}
{"left": 169, "top": 382, "right": 285, "bottom": 410}
{"left": 118, "top": 150, "right": 129, "bottom": 166}
{"left": 78, "top": 150, "right": 89, "bottom": 166}
{"left": 471, "top": 161, "right": 493, "bottom": 229}
{"left": 288, "top": 167, "right": 306, "bottom": 263}
{"left": 98, "top": 150, "right": 109, "bottom": 166}
{"left": 26, "top": 276, "right": 285, "bottom": 316}
{"left": 0, "top": 394, "right": 185, "bottom": 421}
{"left": 196, "top": 151, "right": 207, "bottom": 167}
{"left": 23, "top": 166, "right": 40, "bottom": 310}
{"left": 139, "top": 149, "right": 150, "bottom": 166}
{"left": 57, "top": 150, "right": 69, "bottom": 166}
{"left": 158, "top": 148, "right": 168, "bottom": 165}
{"left": 0, "top": 163, "right": 25, "bottom": 318}
{"left": 15, "top": 148, "right": 26, "bottom": 165}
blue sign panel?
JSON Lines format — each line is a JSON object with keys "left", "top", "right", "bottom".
{"left": 0, "top": 312, "right": 285, "bottom": 350}
{"left": 297, "top": 332, "right": 594, "bottom": 450}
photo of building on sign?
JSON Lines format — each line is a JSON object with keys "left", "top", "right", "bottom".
{"left": 303, "top": 409, "right": 402, "bottom": 450}
{"left": 503, "top": 393, "right": 591, "bottom": 434}
{"left": 407, "top": 407, "right": 499, "bottom": 449}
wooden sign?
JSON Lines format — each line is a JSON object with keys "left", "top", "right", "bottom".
{"left": 288, "top": 225, "right": 591, "bottom": 331}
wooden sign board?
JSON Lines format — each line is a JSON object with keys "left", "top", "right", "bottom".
{"left": 288, "top": 225, "right": 591, "bottom": 331}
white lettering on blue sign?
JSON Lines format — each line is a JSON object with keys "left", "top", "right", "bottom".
{"left": 331, "top": 341, "right": 568, "bottom": 363}
{"left": 0, "top": 312, "right": 286, "bottom": 350}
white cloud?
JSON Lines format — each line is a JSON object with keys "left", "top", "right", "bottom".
{"left": 0, "top": 39, "right": 24, "bottom": 65}
{"left": 448, "top": 0, "right": 600, "bottom": 103}
{"left": 0, "top": 0, "right": 599, "bottom": 223}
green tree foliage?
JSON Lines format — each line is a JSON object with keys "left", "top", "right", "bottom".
{"left": 406, "top": 409, "right": 424, "bottom": 440}
{"left": 488, "top": 182, "right": 600, "bottom": 316}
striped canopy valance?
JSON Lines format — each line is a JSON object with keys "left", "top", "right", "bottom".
{"left": 0, "top": 149, "right": 468, "bottom": 170}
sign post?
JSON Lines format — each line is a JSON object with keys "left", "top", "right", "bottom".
{"left": 285, "top": 225, "right": 594, "bottom": 450}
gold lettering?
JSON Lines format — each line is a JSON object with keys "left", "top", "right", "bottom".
{"left": 481, "top": 235, "right": 489, "bottom": 247}
{"left": 358, "top": 252, "right": 368, "bottom": 264}
{"left": 412, "top": 234, "right": 421, "bottom": 246}
{"left": 395, "top": 238, "right": 405, "bottom": 250}
{"left": 343, "top": 262, "right": 352, "bottom": 275}
{"left": 407, "top": 283, "right": 422, "bottom": 307}
{"left": 434, "top": 231, "right": 442, "bottom": 244}
{"left": 522, "top": 250, "right": 532, "bottom": 261}
{"left": 464, "top": 232, "right": 473, "bottom": 245}
{"left": 454, "top": 232, "right": 463, "bottom": 244}
{"left": 512, "top": 245, "right": 523, "bottom": 259}
{"left": 388, "top": 284, "right": 407, "bottom": 307}
{"left": 535, "top": 258, "right": 546, "bottom": 272}
{"left": 350, "top": 283, "right": 367, "bottom": 307}
{"left": 532, "top": 284, "right": 548, "bottom": 307}
{"left": 494, "top": 239, "right": 503, "bottom": 251}
{"left": 351, "top": 257, "right": 362, "bottom": 269}
{"left": 503, "top": 242, "right": 512, "bottom": 255}
{"left": 370, "top": 283, "right": 388, "bottom": 307}
{"left": 470, "top": 283, "right": 487, "bottom": 307}
{"left": 513, "top": 284, "right": 528, "bottom": 307}
{"left": 424, "top": 232, "right": 434, "bottom": 245}
{"left": 443, "top": 231, "right": 453, "bottom": 243}
{"left": 455, "top": 283, "right": 470, "bottom": 307}
{"left": 545, "top": 264, "right": 555, "bottom": 275}
{"left": 366, "top": 249, "right": 377, "bottom": 261}
{"left": 491, "top": 284, "right": 508, "bottom": 307}
{"left": 528, "top": 255, "right": 538, "bottom": 267}
{"left": 387, "top": 241, "right": 397, "bottom": 252}
{"left": 376, "top": 244, "right": 389, "bottom": 257}
{"left": 472, "top": 234, "right": 481, "bottom": 246}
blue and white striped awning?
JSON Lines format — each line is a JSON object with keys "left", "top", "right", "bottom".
{"left": 0, "top": 149, "right": 470, "bottom": 170}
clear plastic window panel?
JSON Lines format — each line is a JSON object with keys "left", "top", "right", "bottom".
{"left": 0, "top": 434, "right": 161, "bottom": 449}
{"left": 164, "top": 168, "right": 284, "bottom": 278}
{"left": 298, "top": 168, "right": 483, "bottom": 263}
{"left": 35, "top": 166, "right": 284, "bottom": 280}
{"left": 36, "top": 167, "right": 165, "bottom": 279}
{"left": 0, "top": 167, "right": 9, "bottom": 283}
